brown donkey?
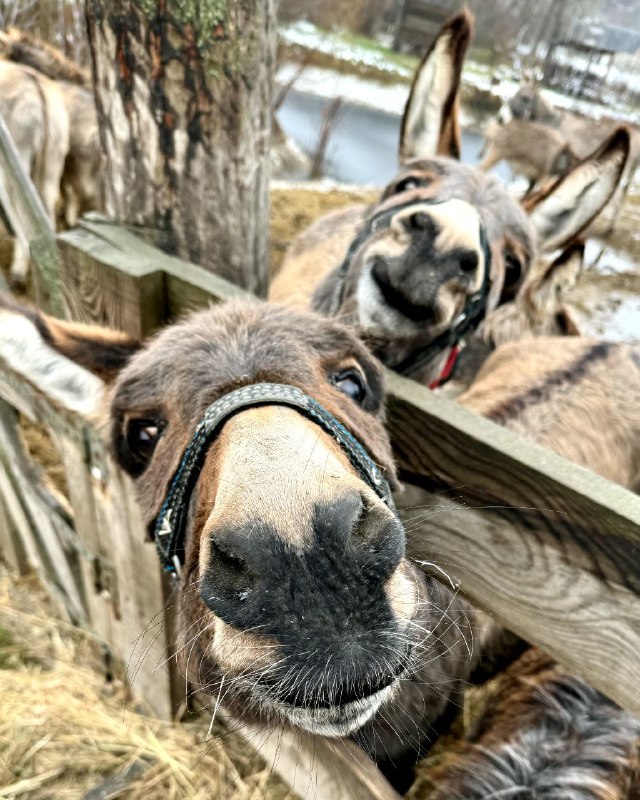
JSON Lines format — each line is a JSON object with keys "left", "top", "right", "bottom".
{"left": 2, "top": 296, "right": 639, "bottom": 798}
{"left": 500, "top": 81, "right": 640, "bottom": 227}
{"left": 269, "top": 12, "right": 629, "bottom": 387}
{"left": 479, "top": 118, "right": 579, "bottom": 192}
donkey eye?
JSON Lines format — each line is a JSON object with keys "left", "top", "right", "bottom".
{"left": 331, "top": 369, "right": 366, "bottom": 404}
{"left": 503, "top": 250, "right": 523, "bottom": 290}
{"left": 125, "top": 418, "right": 164, "bottom": 469}
{"left": 395, "top": 176, "right": 428, "bottom": 194}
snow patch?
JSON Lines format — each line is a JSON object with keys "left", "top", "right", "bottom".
{"left": 277, "top": 62, "right": 409, "bottom": 115}
{"left": 280, "top": 21, "right": 411, "bottom": 79}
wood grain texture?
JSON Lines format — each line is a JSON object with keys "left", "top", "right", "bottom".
{"left": 0, "top": 487, "right": 28, "bottom": 574}
{"left": 57, "top": 216, "right": 249, "bottom": 334}
{"left": 81, "top": 425, "right": 173, "bottom": 719}
{"left": 79, "top": 216, "right": 249, "bottom": 315}
{"left": 0, "top": 360, "right": 173, "bottom": 719}
{"left": 57, "top": 227, "right": 165, "bottom": 338}
{"left": 228, "top": 719, "right": 402, "bottom": 800}
{"left": 0, "top": 399, "right": 86, "bottom": 623}
{"left": 386, "top": 370, "right": 640, "bottom": 714}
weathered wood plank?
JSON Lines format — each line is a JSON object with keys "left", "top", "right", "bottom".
{"left": 0, "top": 469, "right": 29, "bottom": 574}
{"left": 234, "top": 721, "right": 402, "bottom": 800}
{"left": 387, "top": 370, "right": 640, "bottom": 715}
{"left": 0, "top": 112, "right": 62, "bottom": 313}
{"left": 0, "top": 399, "right": 86, "bottom": 623}
{"left": 57, "top": 227, "right": 165, "bottom": 338}
{"left": 78, "top": 216, "right": 250, "bottom": 312}
{"left": 81, "top": 426, "right": 173, "bottom": 719}
{"left": 57, "top": 216, "right": 249, "bottom": 333}
{"left": 47, "top": 424, "right": 115, "bottom": 649}
{"left": 0, "top": 357, "right": 172, "bottom": 718}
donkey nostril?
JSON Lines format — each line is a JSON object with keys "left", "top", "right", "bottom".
{"left": 407, "top": 211, "right": 431, "bottom": 232}
{"left": 459, "top": 252, "right": 479, "bottom": 274}
{"left": 211, "top": 537, "right": 248, "bottom": 574}
{"left": 201, "top": 531, "right": 254, "bottom": 616}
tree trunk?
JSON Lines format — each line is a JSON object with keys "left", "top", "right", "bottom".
{"left": 85, "top": 0, "right": 274, "bottom": 296}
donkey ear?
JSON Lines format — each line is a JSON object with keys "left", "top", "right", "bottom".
{"left": 399, "top": 9, "right": 473, "bottom": 162}
{"left": 523, "top": 241, "right": 584, "bottom": 313}
{"left": 540, "top": 240, "right": 585, "bottom": 286}
{"left": 0, "top": 295, "right": 140, "bottom": 384}
{"left": 524, "top": 127, "right": 630, "bottom": 252}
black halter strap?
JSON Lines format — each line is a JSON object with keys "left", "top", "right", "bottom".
{"left": 329, "top": 198, "right": 493, "bottom": 381}
{"left": 153, "top": 382, "right": 395, "bottom": 578}
{"left": 328, "top": 198, "right": 430, "bottom": 317}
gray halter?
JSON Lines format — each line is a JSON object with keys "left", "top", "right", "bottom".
{"left": 153, "top": 382, "right": 395, "bottom": 578}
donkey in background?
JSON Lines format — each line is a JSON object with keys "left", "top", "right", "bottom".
{"left": 499, "top": 80, "right": 640, "bottom": 227}
{"left": 0, "top": 35, "right": 102, "bottom": 286}
{"left": 269, "top": 11, "right": 629, "bottom": 390}
{"left": 479, "top": 118, "right": 579, "bottom": 193}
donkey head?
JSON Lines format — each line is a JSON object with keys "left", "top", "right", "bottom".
{"left": 312, "top": 11, "right": 629, "bottom": 379}
{"left": 10, "top": 299, "right": 453, "bottom": 739}
{"left": 499, "top": 83, "right": 561, "bottom": 127}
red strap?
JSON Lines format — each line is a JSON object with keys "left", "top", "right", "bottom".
{"left": 429, "top": 345, "right": 460, "bottom": 390}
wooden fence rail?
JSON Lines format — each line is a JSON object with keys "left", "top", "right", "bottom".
{"left": 1, "top": 214, "right": 639, "bottom": 796}
{"left": 56, "top": 216, "right": 640, "bottom": 716}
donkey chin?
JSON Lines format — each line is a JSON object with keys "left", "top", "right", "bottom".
{"left": 270, "top": 684, "right": 397, "bottom": 737}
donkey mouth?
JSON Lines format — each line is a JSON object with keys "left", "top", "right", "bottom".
{"left": 372, "top": 264, "right": 438, "bottom": 323}
{"left": 276, "top": 683, "right": 397, "bottom": 736}
{"left": 252, "top": 651, "right": 410, "bottom": 735}
{"left": 257, "top": 659, "right": 407, "bottom": 710}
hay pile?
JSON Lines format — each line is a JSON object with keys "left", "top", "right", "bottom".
{"left": 0, "top": 566, "right": 295, "bottom": 800}
{"left": 269, "top": 184, "right": 377, "bottom": 275}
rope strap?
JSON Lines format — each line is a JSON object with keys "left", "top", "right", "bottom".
{"left": 153, "top": 382, "right": 395, "bottom": 577}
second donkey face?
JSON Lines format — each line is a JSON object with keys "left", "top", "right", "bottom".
{"left": 327, "top": 159, "right": 535, "bottom": 359}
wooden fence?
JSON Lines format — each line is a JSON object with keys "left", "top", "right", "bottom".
{"left": 0, "top": 133, "right": 639, "bottom": 796}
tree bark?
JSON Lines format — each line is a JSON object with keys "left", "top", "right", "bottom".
{"left": 85, "top": 0, "right": 274, "bottom": 296}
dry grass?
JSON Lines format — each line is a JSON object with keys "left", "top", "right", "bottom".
{"left": 19, "top": 417, "right": 70, "bottom": 502}
{"left": 0, "top": 566, "right": 295, "bottom": 800}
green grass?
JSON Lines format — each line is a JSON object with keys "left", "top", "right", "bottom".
{"left": 337, "top": 30, "right": 419, "bottom": 72}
